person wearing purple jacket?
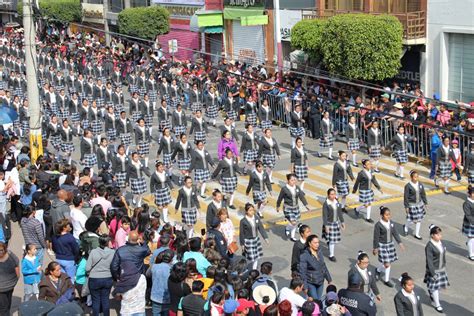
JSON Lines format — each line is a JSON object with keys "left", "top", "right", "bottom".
{"left": 217, "top": 130, "right": 239, "bottom": 161}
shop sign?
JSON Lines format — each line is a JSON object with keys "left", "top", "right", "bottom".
{"left": 152, "top": 0, "right": 204, "bottom": 5}
{"left": 160, "top": 5, "right": 201, "bottom": 17}
{"left": 82, "top": 3, "right": 105, "bottom": 24}
{"left": 224, "top": 0, "right": 269, "bottom": 8}
{"left": 279, "top": 10, "right": 301, "bottom": 41}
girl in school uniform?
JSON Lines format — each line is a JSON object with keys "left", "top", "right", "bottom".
{"left": 276, "top": 173, "right": 310, "bottom": 242}
{"left": 394, "top": 273, "right": 424, "bottom": 316}
{"left": 172, "top": 103, "right": 188, "bottom": 136}
{"left": 319, "top": 111, "right": 335, "bottom": 160}
{"left": 258, "top": 98, "right": 273, "bottom": 131}
{"left": 175, "top": 176, "right": 201, "bottom": 239}
{"left": 289, "top": 104, "right": 305, "bottom": 148}
{"left": 246, "top": 161, "right": 272, "bottom": 219}
{"left": 387, "top": 125, "right": 416, "bottom": 179}
{"left": 190, "top": 140, "right": 215, "bottom": 198}
{"left": 104, "top": 106, "right": 117, "bottom": 143}
{"left": 348, "top": 251, "right": 381, "bottom": 303}
{"left": 127, "top": 151, "right": 150, "bottom": 207}
{"left": 435, "top": 137, "right": 460, "bottom": 194}
{"left": 128, "top": 71, "right": 138, "bottom": 95}
{"left": 157, "top": 127, "right": 176, "bottom": 178}
{"left": 403, "top": 170, "right": 428, "bottom": 240}
{"left": 346, "top": 115, "right": 361, "bottom": 167}
{"left": 59, "top": 119, "right": 74, "bottom": 165}
{"left": 463, "top": 141, "right": 474, "bottom": 184}
{"left": 424, "top": 225, "right": 449, "bottom": 313}
{"left": 332, "top": 151, "right": 355, "bottom": 212}
{"left": 139, "top": 93, "right": 154, "bottom": 133}
{"left": 157, "top": 99, "right": 171, "bottom": 136}
{"left": 353, "top": 159, "right": 383, "bottom": 223}
{"left": 189, "top": 83, "right": 203, "bottom": 113}
{"left": 116, "top": 111, "right": 134, "bottom": 154}
{"left": 68, "top": 93, "right": 81, "bottom": 134}
{"left": 137, "top": 71, "right": 147, "bottom": 98}
{"left": 245, "top": 95, "right": 258, "bottom": 128}
{"left": 367, "top": 120, "right": 383, "bottom": 173}
{"left": 373, "top": 206, "right": 405, "bottom": 288}
{"left": 239, "top": 203, "right": 269, "bottom": 270}
{"left": 322, "top": 188, "right": 345, "bottom": 262}
{"left": 150, "top": 161, "right": 173, "bottom": 224}
{"left": 291, "top": 137, "right": 309, "bottom": 191}
{"left": 129, "top": 92, "right": 141, "bottom": 123}
{"left": 88, "top": 100, "right": 102, "bottom": 144}
{"left": 80, "top": 129, "right": 97, "bottom": 175}
{"left": 189, "top": 110, "right": 208, "bottom": 144}
{"left": 113, "top": 86, "right": 125, "bottom": 117}
{"left": 146, "top": 74, "right": 158, "bottom": 108}
{"left": 19, "top": 99, "right": 29, "bottom": 139}
{"left": 112, "top": 145, "right": 129, "bottom": 194}
{"left": 259, "top": 128, "right": 281, "bottom": 184}
{"left": 212, "top": 148, "right": 241, "bottom": 210}
{"left": 223, "top": 93, "right": 239, "bottom": 124}
{"left": 240, "top": 124, "right": 259, "bottom": 175}
{"left": 171, "top": 133, "right": 193, "bottom": 185}
{"left": 46, "top": 115, "right": 62, "bottom": 156}
{"left": 462, "top": 186, "right": 474, "bottom": 261}
{"left": 160, "top": 77, "right": 171, "bottom": 106}
{"left": 134, "top": 118, "right": 151, "bottom": 168}
{"left": 170, "top": 79, "right": 182, "bottom": 110}
{"left": 205, "top": 86, "right": 219, "bottom": 127}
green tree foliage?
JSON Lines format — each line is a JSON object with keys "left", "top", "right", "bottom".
{"left": 118, "top": 6, "right": 170, "bottom": 40}
{"left": 39, "top": 0, "right": 82, "bottom": 23}
{"left": 290, "top": 19, "right": 326, "bottom": 62}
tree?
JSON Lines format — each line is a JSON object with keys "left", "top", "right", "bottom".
{"left": 17, "top": 0, "right": 82, "bottom": 23}
{"left": 290, "top": 19, "right": 326, "bottom": 62}
{"left": 320, "top": 14, "right": 403, "bottom": 81}
{"left": 118, "top": 6, "right": 170, "bottom": 40}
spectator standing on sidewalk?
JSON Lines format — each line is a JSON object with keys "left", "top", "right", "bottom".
{"left": 430, "top": 129, "right": 443, "bottom": 179}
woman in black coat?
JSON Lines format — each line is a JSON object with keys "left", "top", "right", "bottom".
{"left": 394, "top": 272, "right": 423, "bottom": 316}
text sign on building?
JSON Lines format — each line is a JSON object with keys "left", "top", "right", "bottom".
{"left": 152, "top": 0, "right": 204, "bottom": 5}
{"left": 224, "top": 0, "right": 267, "bottom": 8}
{"left": 168, "top": 39, "right": 178, "bottom": 54}
{"left": 280, "top": 10, "right": 301, "bottom": 41}
{"left": 159, "top": 5, "right": 200, "bottom": 17}
{"left": 82, "top": 3, "right": 105, "bottom": 24}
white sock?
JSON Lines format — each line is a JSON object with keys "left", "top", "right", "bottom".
{"left": 384, "top": 266, "right": 391, "bottom": 282}
{"left": 229, "top": 193, "right": 235, "bottom": 206}
{"left": 415, "top": 222, "right": 421, "bottom": 237}
{"left": 444, "top": 179, "right": 450, "bottom": 191}
{"left": 329, "top": 243, "right": 335, "bottom": 257}
{"left": 67, "top": 156, "right": 72, "bottom": 164}
{"left": 468, "top": 238, "right": 474, "bottom": 258}
{"left": 328, "top": 148, "right": 333, "bottom": 158}
{"left": 290, "top": 225, "right": 297, "bottom": 239}
{"left": 396, "top": 164, "right": 400, "bottom": 175}
{"left": 258, "top": 203, "right": 265, "bottom": 215}
{"left": 341, "top": 196, "right": 346, "bottom": 208}
{"left": 150, "top": 127, "right": 153, "bottom": 135}
{"left": 187, "top": 226, "right": 194, "bottom": 239}
{"left": 366, "top": 205, "right": 372, "bottom": 219}
{"left": 300, "top": 181, "right": 305, "bottom": 191}
{"left": 291, "top": 137, "right": 295, "bottom": 148}
{"left": 374, "top": 160, "right": 379, "bottom": 170}
{"left": 144, "top": 157, "right": 149, "bottom": 168}
{"left": 268, "top": 169, "right": 273, "bottom": 182}
{"left": 431, "top": 290, "right": 440, "bottom": 307}
{"left": 399, "top": 165, "right": 404, "bottom": 177}
{"left": 162, "top": 208, "right": 169, "bottom": 223}
{"left": 200, "top": 183, "right": 206, "bottom": 196}
{"left": 252, "top": 259, "right": 259, "bottom": 270}
{"left": 137, "top": 196, "right": 142, "bottom": 207}
{"left": 353, "top": 153, "right": 357, "bottom": 164}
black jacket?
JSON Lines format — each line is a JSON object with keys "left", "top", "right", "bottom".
{"left": 425, "top": 240, "right": 447, "bottom": 278}
{"left": 276, "top": 185, "right": 308, "bottom": 208}
{"left": 175, "top": 186, "right": 200, "bottom": 210}
{"left": 373, "top": 221, "right": 402, "bottom": 249}
{"left": 299, "top": 248, "right": 332, "bottom": 287}
{"left": 332, "top": 160, "right": 355, "bottom": 185}
{"left": 110, "top": 242, "right": 150, "bottom": 280}
{"left": 367, "top": 128, "right": 383, "bottom": 148}
{"left": 240, "top": 132, "right": 258, "bottom": 152}
{"left": 387, "top": 134, "right": 415, "bottom": 152}
{"left": 246, "top": 170, "right": 272, "bottom": 194}
{"left": 403, "top": 182, "right": 428, "bottom": 208}
{"left": 290, "top": 240, "right": 305, "bottom": 272}
{"left": 190, "top": 149, "right": 214, "bottom": 171}
{"left": 394, "top": 290, "right": 424, "bottom": 316}
{"left": 353, "top": 170, "right": 381, "bottom": 192}
{"left": 463, "top": 198, "right": 474, "bottom": 229}
{"left": 206, "top": 200, "right": 226, "bottom": 230}
{"left": 239, "top": 215, "right": 268, "bottom": 245}
{"left": 291, "top": 147, "right": 308, "bottom": 166}
{"left": 212, "top": 158, "right": 241, "bottom": 179}
{"left": 322, "top": 200, "right": 344, "bottom": 225}
{"left": 338, "top": 288, "right": 377, "bottom": 316}
{"left": 347, "top": 264, "right": 380, "bottom": 297}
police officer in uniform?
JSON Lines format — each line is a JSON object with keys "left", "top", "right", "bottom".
{"left": 338, "top": 273, "right": 377, "bottom": 316}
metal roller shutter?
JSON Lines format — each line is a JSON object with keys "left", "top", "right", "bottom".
{"left": 448, "top": 33, "right": 474, "bottom": 102}
{"left": 232, "top": 20, "right": 265, "bottom": 66}
{"left": 209, "top": 34, "right": 223, "bottom": 65}
{"left": 159, "top": 29, "right": 200, "bottom": 61}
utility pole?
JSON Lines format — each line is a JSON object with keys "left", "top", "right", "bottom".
{"left": 23, "top": 0, "right": 43, "bottom": 163}
{"left": 274, "top": 0, "right": 283, "bottom": 82}
{"left": 103, "top": 0, "right": 111, "bottom": 46}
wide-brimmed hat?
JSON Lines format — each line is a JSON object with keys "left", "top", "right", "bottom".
{"left": 252, "top": 285, "right": 276, "bottom": 305}
{"left": 393, "top": 102, "right": 403, "bottom": 109}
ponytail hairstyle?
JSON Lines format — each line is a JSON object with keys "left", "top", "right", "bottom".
{"left": 24, "top": 243, "right": 36, "bottom": 258}
{"left": 357, "top": 250, "right": 369, "bottom": 262}
{"left": 399, "top": 272, "right": 413, "bottom": 288}
{"left": 45, "top": 261, "right": 60, "bottom": 276}
{"left": 429, "top": 224, "right": 442, "bottom": 236}
{"left": 379, "top": 206, "right": 390, "bottom": 216}
{"left": 468, "top": 185, "right": 474, "bottom": 196}
{"left": 298, "top": 224, "right": 310, "bottom": 237}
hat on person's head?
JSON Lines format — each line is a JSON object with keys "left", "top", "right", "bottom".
{"left": 326, "top": 304, "right": 342, "bottom": 316}
{"left": 452, "top": 139, "right": 459, "bottom": 145}
{"left": 224, "top": 299, "right": 239, "bottom": 314}
{"left": 381, "top": 93, "right": 390, "bottom": 99}
{"left": 326, "top": 291, "right": 338, "bottom": 303}
{"left": 433, "top": 93, "right": 440, "bottom": 100}
{"left": 210, "top": 217, "right": 221, "bottom": 228}
{"left": 237, "top": 299, "right": 255, "bottom": 312}
{"left": 348, "top": 272, "right": 363, "bottom": 287}
{"left": 85, "top": 216, "right": 102, "bottom": 233}
{"left": 394, "top": 102, "right": 403, "bottom": 109}
{"left": 252, "top": 285, "right": 277, "bottom": 305}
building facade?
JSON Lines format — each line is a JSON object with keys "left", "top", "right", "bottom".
{"left": 0, "top": 0, "right": 18, "bottom": 25}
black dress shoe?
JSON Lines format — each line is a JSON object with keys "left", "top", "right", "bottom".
{"left": 366, "top": 218, "right": 374, "bottom": 224}
{"left": 342, "top": 208, "right": 348, "bottom": 214}
{"left": 317, "top": 153, "right": 322, "bottom": 158}
{"left": 434, "top": 306, "right": 444, "bottom": 313}
{"left": 374, "top": 169, "right": 381, "bottom": 173}
{"left": 257, "top": 212, "right": 264, "bottom": 219}
{"left": 329, "top": 256, "right": 337, "bottom": 262}
{"left": 290, "top": 237, "right": 298, "bottom": 242}
{"left": 383, "top": 280, "right": 394, "bottom": 288}
{"left": 354, "top": 208, "right": 360, "bottom": 218}
{"left": 229, "top": 205, "right": 236, "bottom": 210}
{"left": 414, "top": 235, "right": 423, "bottom": 240}
{"left": 353, "top": 163, "right": 359, "bottom": 168}
{"left": 444, "top": 190, "right": 451, "bottom": 195}
{"left": 328, "top": 156, "right": 334, "bottom": 161}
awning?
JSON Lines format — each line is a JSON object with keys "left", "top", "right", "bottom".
{"left": 202, "top": 26, "right": 223, "bottom": 34}
{"left": 196, "top": 10, "right": 223, "bottom": 27}
{"left": 223, "top": 7, "right": 264, "bottom": 20}
{"left": 240, "top": 15, "right": 268, "bottom": 26}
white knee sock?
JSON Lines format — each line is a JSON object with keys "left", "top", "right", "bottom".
{"left": 431, "top": 290, "right": 441, "bottom": 307}
{"left": 258, "top": 203, "right": 265, "bottom": 215}
{"left": 399, "top": 165, "right": 404, "bottom": 177}
{"left": 187, "top": 226, "right": 194, "bottom": 239}
{"left": 468, "top": 238, "right": 474, "bottom": 258}
{"left": 444, "top": 179, "right": 450, "bottom": 191}
{"left": 374, "top": 160, "right": 380, "bottom": 170}
{"left": 200, "top": 182, "right": 206, "bottom": 196}
{"left": 268, "top": 169, "right": 273, "bottom": 183}
{"left": 300, "top": 181, "right": 305, "bottom": 191}
{"left": 144, "top": 157, "right": 149, "bottom": 168}
{"left": 162, "top": 208, "right": 169, "bottom": 223}
{"left": 415, "top": 222, "right": 421, "bottom": 237}
{"left": 291, "top": 137, "right": 295, "bottom": 148}
{"left": 341, "top": 196, "right": 346, "bottom": 208}
{"left": 353, "top": 153, "right": 357, "bottom": 164}
{"left": 252, "top": 259, "right": 259, "bottom": 270}
{"left": 290, "top": 224, "right": 297, "bottom": 239}
{"left": 328, "top": 148, "right": 333, "bottom": 158}
{"left": 229, "top": 193, "right": 235, "bottom": 206}
{"left": 384, "top": 266, "right": 391, "bottom": 282}
{"left": 366, "top": 205, "right": 372, "bottom": 219}
{"left": 137, "top": 195, "right": 143, "bottom": 207}
{"left": 329, "top": 243, "right": 335, "bottom": 257}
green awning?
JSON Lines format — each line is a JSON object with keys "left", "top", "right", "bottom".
{"left": 201, "top": 26, "right": 223, "bottom": 34}
{"left": 223, "top": 7, "right": 264, "bottom": 20}
{"left": 197, "top": 12, "right": 223, "bottom": 27}
{"left": 240, "top": 15, "right": 268, "bottom": 26}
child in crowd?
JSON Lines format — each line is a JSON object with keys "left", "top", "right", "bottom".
{"left": 115, "top": 215, "right": 131, "bottom": 249}
{"left": 451, "top": 139, "right": 462, "bottom": 181}
{"left": 21, "top": 244, "right": 42, "bottom": 301}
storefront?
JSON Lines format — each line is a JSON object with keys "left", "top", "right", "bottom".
{"left": 79, "top": 3, "right": 107, "bottom": 42}
{"left": 196, "top": 10, "right": 224, "bottom": 64}
{"left": 278, "top": 9, "right": 302, "bottom": 61}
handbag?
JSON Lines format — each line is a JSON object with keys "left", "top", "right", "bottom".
{"left": 227, "top": 241, "right": 239, "bottom": 254}
{"left": 81, "top": 257, "right": 102, "bottom": 297}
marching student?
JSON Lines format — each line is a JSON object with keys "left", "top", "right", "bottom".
{"left": 104, "top": 106, "right": 117, "bottom": 143}
{"left": 116, "top": 111, "right": 134, "bottom": 154}
{"left": 171, "top": 133, "right": 193, "bottom": 185}
{"left": 139, "top": 93, "right": 154, "bottom": 133}
{"left": 346, "top": 115, "right": 361, "bottom": 167}
{"left": 463, "top": 141, "right": 474, "bottom": 184}
{"left": 157, "top": 127, "right": 176, "bottom": 178}
{"left": 223, "top": 92, "right": 239, "bottom": 124}
{"left": 175, "top": 176, "right": 201, "bottom": 239}
{"left": 367, "top": 120, "right": 383, "bottom": 173}
{"left": 59, "top": 119, "right": 74, "bottom": 165}
{"left": 190, "top": 140, "right": 215, "bottom": 198}
{"left": 206, "top": 189, "right": 226, "bottom": 231}
{"left": 462, "top": 186, "right": 474, "bottom": 261}
{"left": 46, "top": 114, "right": 62, "bottom": 157}
{"left": 150, "top": 161, "right": 173, "bottom": 223}
{"left": 403, "top": 170, "right": 428, "bottom": 240}
{"left": 290, "top": 224, "right": 312, "bottom": 273}
{"left": 68, "top": 92, "right": 81, "bottom": 134}
{"left": 289, "top": 104, "right": 306, "bottom": 148}
{"left": 146, "top": 74, "right": 158, "bottom": 108}
{"left": 291, "top": 137, "right": 309, "bottom": 191}
{"left": 240, "top": 123, "right": 259, "bottom": 175}
{"left": 172, "top": 103, "right": 188, "bottom": 136}
{"left": 113, "top": 86, "right": 125, "bottom": 116}
{"left": 129, "top": 91, "right": 141, "bottom": 122}
{"left": 322, "top": 188, "right": 345, "bottom": 262}
{"left": 246, "top": 160, "right": 272, "bottom": 219}
{"left": 112, "top": 145, "right": 129, "bottom": 193}
{"left": 160, "top": 76, "right": 170, "bottom": 106}
{"left": 373, "top": 207, "right": 405, "bottom": 288}
{"left": 244, "top": 95, "right": 258, "bottom": 128}
{"left": 424, "top": 225, "right": 449, "bottom": 313}
{"left": 259, "top": 128, "right": 281, "bottom": 184}
{"left": 348, "top": 251, "right": 381, "bottom": 303}
{"left": 137, "top": 70, "right": 147, "bottom": 98}
{"left": 258, "top": 98, "right": 273, "bottom": 131}
{"left": 219, "top": 116, "right": 239, "bottom": 143}
{"left": 170, "top": 79, "right": 182, "bottom": 110}
{"left": 276, "top": 173, "right": 310, "bottom": 242}
{"left": 80, "top": 129, "right": 97, "bottom": 175}
{"left": 353, "top": 159, "right": 383, "bottom": 223}
{"left": 189, "top": 82, "right": 203, "bottom": 113}
{"left": 205, "top": 86, "right": 219, "bottom": 127}
{"left": 189, "top": 109, "right": 208, "bottom": 144}
{"left": 387, "top": 125, "right": 416, "bottom": 179}
{"left": 332, "top": 151, "right": 355, "bottom": 212}
{"left": 127, "top": 151, "right": 150, "bottom": 207}
{"left": 435, "top": 137, "right": 459, "bottom": 194}
{"left": 319, "top": 111, "right": 335, "bottom": 160}
{"left": 239, "top": 203, "right": 269, "bottom": 270}
{"left": 88, "top": 100, "right": 102, "bottom": 144}
{"left": 19, "top": 99, "right": 29, "bottom": 138}
{"left": 394, "top": 272, "right": 423, "bottom": 316}
{"left": 134, "top": 118, "right": 152, "bottom": 168}
{"left": 96, "top": 138, "right": 112, "bottom": 170}
{"left": 211, "top": 148, "right": 241, "bottom": 210}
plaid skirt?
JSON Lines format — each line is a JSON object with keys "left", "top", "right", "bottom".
{"left": 244, "top": 236, "right": 263, "bottom": 262}
{"left": 206, "top": 104, "right": 218, "bottom": 119}
{"left": 262, "top": 153, "right": 276, "bottom": 169}
{"left": 83, "top": 153, "right": 98, "bottom": 168}
{"left": 320, "top": 135, "right": 334, "bottom": 148}
{"left": 253, "top": 191, "right": 267, "bottom": 204}
{"left": 144, "top": 114, "right": 153, "bottom": 128}
{"left": 377, "top": 241, "right": 398, "bottom": 264}
{"left": 115, "top": 171, "right": 127, "bottom": 188}
{"left": 437, "top": 161, "right": 452, "bottom": 178}
{"left": 194, "top": 169, "right": 211, "bottom": 182}
{"left": 13, "top": 118, "right": 20, "bottom": 129}
{"left": 468, "top": 171, "right": 474, "bottom": 185}
{"left": 50, "top": 103, "right": 59, "bottom": 116}
{"left": 119, "top": 133, "right": 132, "bottom": 146}
{"left": 177, "top": 157, "right": 191, "bottom": 171}
{"left": 261, "top": 120, "right": 272, "bottom": 130}
{"left": 174, "top": 125, "right": 187, "bottom": 136}
{"left": 132, "top": 111, "right": 142, "bottom": 122}
{"left": 246, "top": 113, "right": 257, "bottom": 126}
{"left": 91, "top": 120, "right": 103, "bottom": 134}
{"left": 21, "top": 120, "right": 30, "bottom": 134}
{"left": 289, "top": 126, "right": 305, "bottom": 138}
{"left": 129, "top": 84, "right": 138, "bottom": 94}
{"left": 71, "top": 112, "right": 80, "bottom": 124}
{"left": 359, "top": 189, "right": 374, "bottom": 204}
{"left": 181, "top": 207, "right": 198, "bottom": 225}
{"left": 243, "top": 149, "right": 259, "bottom": 163}
{"left": 348, "top": 138, "right": 360, "bottom": 151}
{"left": 130, "top": 177, "right": 147, "bottom": 195}
{"left": 221, "top": 176, "right": 238, "bottom": 194}
{"left": 60, "top": 142, "right": 75, "bottom": 153}
{"left": 424, "top": 271, "right": 449, "bottom": 292}
{"left": 107, "top": 128, "right": 117, "bottom": 141}
{"left": 0, "top": 81, "right": 7, "bottom": 90}
{"left": 284, "top": 204, "right": 301, "bottom": 222}
{"left": 149, "top": 91, "right": 158, "bottom": 104}
{"left": 162, "top": 153, "right": 172, "bottom": 168}
{"left": 50, "top": 135, "right": 61, "bottom": 150}
{"left": 138, "top": 87, "right": 147, "bottom": 98}
{"left": 323, "top": 221, "right": 342, "bottom": 244}
{"left": 395, "top": 149, "right": 408, "bottom": 164}
{"left": 369, "top": 146, "right": 382, "bottom": 159}
{"left": 191, "top": 102, "right": 202, "bottom": 113}
{"left": 138, "top": 140, "right": 150, "bottom": 156}
{"left": 115, "top": 104, "right": 125, "bottom": 116}
{"left": 95, "top": 98, "right": 105, "bottom": 109}
{"left": 194, "top": 130, "right": 207, "bottom": 143}
{"left": 159, "top": 119, "right": 171, "bottom": 131}
{"left": 294, "top": 164, "right": 308, "bottom": 181}
{"left": 226, "top": 109, "right": 237, "bottom": 121}
{"left": 170, "top": 97, "right": 179, "bottom": 110}
{"left": 407, "top": 202, "right": 426, "bottom": 222}
{"left": 58, "top": 108, "right": 70, "bottom": 121}
{"left": 154, "top": 187, "right": 172, "bottom": 206}
{"left": 336, "top": 180, "right": 350, "bottom": 197}
{"left": 462, "top": 223, "right": 474, "bottom": 238}
{"left": 81, "top": 119, "right": 90, "bottom": 130}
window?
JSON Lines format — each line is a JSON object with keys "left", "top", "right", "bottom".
{"left": 109, "top": 0, "right": 123, "bottom": 12}
{"left": 88, "top": 0, "right": 104, "bottom": 4}
{"left": 448, "top": 33, "right": 474, "bottom": 102}
{"left": 130, "top": 0, "right": 148, "bottom": 7}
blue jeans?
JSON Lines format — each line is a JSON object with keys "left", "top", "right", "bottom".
{"left": 430, "top": 152, "right": 437, "bottom": 178}
{"left": 307, "top": 283, "right": 324, "bottom": 300}
{"left": 89, "top": 277, "right": 113, "bottom": 316}
{"left": 152, "top": 301, "right": 170, "bottom": 316}
{"left": 36, "top": 248, "right": 45, "bottom": 267}
{"left": 56, "top": 259, "right": 76, "bottom": 280}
